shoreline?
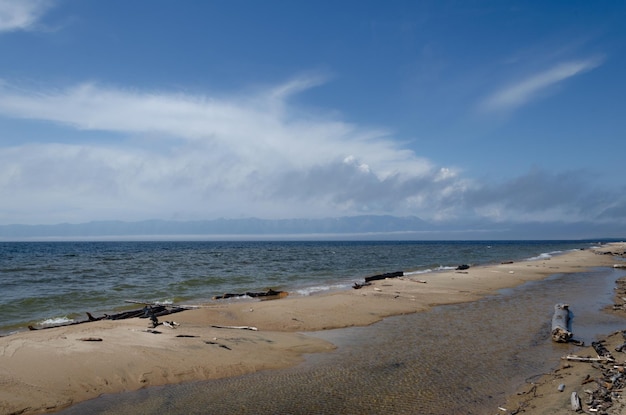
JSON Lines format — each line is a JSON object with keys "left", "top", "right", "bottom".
{"left": 499, "top": 244, "right": 626, "bottom": 415}
{"left": 0, "top": 243, "right": 624, "bottom": 415}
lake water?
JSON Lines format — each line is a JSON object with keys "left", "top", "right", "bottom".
{"left": 0, "top": 240, "right": 601, "bottom": 334}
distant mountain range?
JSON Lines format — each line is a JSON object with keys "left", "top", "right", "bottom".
{"left": 0, "top": 215, "right": 430, "bottom": 240}
{"left": 0, "top": 216, "right": 623, "bottom": 241}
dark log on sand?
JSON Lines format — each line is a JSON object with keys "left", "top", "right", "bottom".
{"left": 28, "top": 304, "right": 186, "bottom": 331}
{"left": 551, "top": 303, "right": 573, "bottom": 343}
{"left": 213, "top": 289, "right": 288, "bottom": 300}
{"left": 352, "top": 282, "right": 372, "bottom": 289}
{"left": 592, "top": 340, "right": 615, "bottom": 362}
{"left": 364, "top": 271, "right": 403, "bottom": 283}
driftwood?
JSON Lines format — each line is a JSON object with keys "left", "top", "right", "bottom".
{"left": 364, "top": 271, "right": 403, "bottom": 283}
{"left": 352, "top": 282, "right": 371, "bottom": 289}
{"left": 562, "top": 355, "right": 610, "bottom": 363}
{"left": 212, "top": 289, "right": 288, "bottom": 300}
{"left": 591, "top": 340, "right": 615, "bottom": 362}
{"left": 210, "top": 325, "right": 258, "bottom": 331}
{"left": 570, "top": 391, "right": 582, "bottom": 411}
{"left": 551, "top": 303, "right": 573, "bottom": 343}
{"left": 28, "top": 304, "right": 186, "bottom": 331}
{"left": 561, "top": 334, "right": 626, "bottom": 412}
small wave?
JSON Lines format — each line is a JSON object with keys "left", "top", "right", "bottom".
{"left": 295, "top": 283, "right": 352, "bottom": 296}
{"left": 40, "top": 316, "right": 73, "bottom": 326}
{"left": 525, "top": 250, "right": 564, "bottom": 261}
{"left": 525, "top": 253, "right": 552, "bottom": 261}
{"left": 404, "top": 269, "right": 433, "bottom": 276}
{"left": 404, "top": 266, "right": 455, "bottom": 276}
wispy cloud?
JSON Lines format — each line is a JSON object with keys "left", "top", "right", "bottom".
{"left": 0, "top": 77, "right": 458, "bottom": 223}
{"left": 0, "top": 76, "right": 621, "bottom": 226}
{"left": 479, "top": 57, "right": 603, "bottom": 113}
{"left": 0, "top": 0, "right": 53, "bottom": 32}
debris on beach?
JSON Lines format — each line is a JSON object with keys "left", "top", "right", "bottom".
{"left": 571, "top": 391, "right": 582, "bottom": 411}
{"left": 27, "top": 302, "right": 187, "bottom": 331}
{"left": 352, "top": 281, "right": 371, "bottom": 289}
{"left": 551, "top": 303, "right": 573, "bottom": 343}
{"left": 557, "top": 333, "right": 626, "bottom": 414}
{"left": 364, "top": 271, "right": 404, "bottom": 283}
{"left": 212, "top": 288, "right": 288, "bottom": 300}
{"left": 210, "top": 325, "right": 258, "bottom": 331}
{"left": 351, "top": 271, "right": 404, "bottom": 289}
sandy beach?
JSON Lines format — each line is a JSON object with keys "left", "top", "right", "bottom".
{"left": 1, "top": 243, "right": 625, "bottom": 415}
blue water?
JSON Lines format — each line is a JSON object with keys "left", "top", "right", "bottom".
{"left": 0, "top": 240, "right": 600, "bottom": 334}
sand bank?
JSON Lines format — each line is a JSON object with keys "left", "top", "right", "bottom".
{"left": 0, "top": 243, "right": 624, "bottom": 415}
{"left": 499, "top": 243, "right": 626, "bottom": 415}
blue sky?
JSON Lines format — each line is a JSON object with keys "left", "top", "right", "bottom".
{"left": 1, "top": 0, "right": 625, "bottom": 235}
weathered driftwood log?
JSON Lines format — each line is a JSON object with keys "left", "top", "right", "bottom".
{"left": 551, "top": 303, "right": 573, "bottom": 343}
{"left": 364, "top": 271, "right": 403, "bottom": 283}
{"left": 28, "top": 304, "right": 186, "bottom": 331}
{"left": 213, "top": 289, "right": 288, "bottom": 300}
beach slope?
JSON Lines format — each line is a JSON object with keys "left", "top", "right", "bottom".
{"left": 0, "top": 243, "right": 623, "bottom": 415}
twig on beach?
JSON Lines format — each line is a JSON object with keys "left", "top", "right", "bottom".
{"left": 561, "top": 355, "right": 610, "bottom": 363}
{"left": 210, "top": 325, "right": 258, "bottom": 331}
{"left": 77, "top": 337, "right": 102, "bottom": 342}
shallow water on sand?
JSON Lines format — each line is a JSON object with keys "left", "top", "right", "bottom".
{"left": 55, "top": 267, "right": 626, "bottom": 415}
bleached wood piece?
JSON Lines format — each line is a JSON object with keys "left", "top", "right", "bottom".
{"left": 552, "top": 303, "right": 573, "bottom": 343}
{"left": 571, "top": 391, "right": 582, "bottom": 411}
{"left": 562, "top": 355, "right": 609, "bottom": 363}
{"left": 210, "top": 325, "right": 258, "bottom": 331}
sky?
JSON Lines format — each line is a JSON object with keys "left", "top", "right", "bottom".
{"left": 0, "top": 0, "right": 625, "bottom": 236}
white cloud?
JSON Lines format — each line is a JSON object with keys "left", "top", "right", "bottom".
{"left": 0, "top": 77, "right": 463, "bottom": 224}
{"left": 0, "top": 76, "right": 618, "bottom": 226}
{"left": 0, "top": 0, "right": 52, "bottom": 32}
{"left": 479, "top": 57, "right": 603, "bottom": 113}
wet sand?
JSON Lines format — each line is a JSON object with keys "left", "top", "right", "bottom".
{"left": 1, "top": 243, "right": 625, "bottom": 415}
